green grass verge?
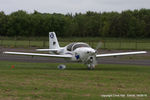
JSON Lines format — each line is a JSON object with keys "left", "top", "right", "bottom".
{"left": 1, "top": 37, "right": 150, "bottom": 50}
{"left": 0, "top": 61, "right": 150, "bottom": 100}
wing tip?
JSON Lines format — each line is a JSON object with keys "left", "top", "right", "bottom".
{"left": 3, "top": 51, "right": 8, "bottom": 54}
{"left": 138, "top": 51, "right": 147, "bottom": 53}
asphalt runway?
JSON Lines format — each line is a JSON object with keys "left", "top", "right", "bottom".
{"left": 0, "top": 53, "right": 150, "bottom": 66}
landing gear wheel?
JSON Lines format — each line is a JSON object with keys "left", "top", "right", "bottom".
{"left": 57, "top": 64, "right": 66, "bottom": 70}
{"left": 87, "top": 64, "right": 95, "bottom": 70}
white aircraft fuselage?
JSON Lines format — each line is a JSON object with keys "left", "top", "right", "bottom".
{"left": 58, "top": 44, "right": 96, "bottom": 62}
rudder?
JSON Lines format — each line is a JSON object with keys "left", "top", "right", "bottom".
{"left": 49, "top": 32, "right": 60, "bottom": 49}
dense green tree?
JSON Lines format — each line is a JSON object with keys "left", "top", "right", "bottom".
{"left": 0, "top": 9, "right": 150, "bottom": 38}
{"left": 0, "top": 11, "right": 7, "bottom": 36}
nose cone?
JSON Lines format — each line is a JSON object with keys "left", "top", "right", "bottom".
{"left": 86, "top": 49, "right": 95, "bottom": 55}
{"left": 74, "top": 47, "right": 96, "bottom": 61}
{"left": 78, "top": 47, "right": 96, "bottom": 57}
{"left": 76, "top": 47, "right": 95, "bottom": 54}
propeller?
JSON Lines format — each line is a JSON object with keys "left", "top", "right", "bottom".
{"left": 92, "top": 41, "right": 103, "bottom": 66}
{"left": 95, "top": 41, "right": 103, "bottom": 54}
{"left": 86, "top": 41, "right": 103, "bottom": 69}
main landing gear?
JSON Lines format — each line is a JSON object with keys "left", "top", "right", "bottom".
{"left": 57, "top": 64, "right": 66, "bottom": 69}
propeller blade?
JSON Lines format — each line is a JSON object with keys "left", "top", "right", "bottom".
{"left": 95, "top": 41, "right": 103, "bottom": 53}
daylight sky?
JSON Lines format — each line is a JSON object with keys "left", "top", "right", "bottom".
{"left": 1, "top": 0, "right": 150, "bottom": 14}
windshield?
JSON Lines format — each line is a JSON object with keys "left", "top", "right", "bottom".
{"left": 67, "top": 43, "right": 75, "bottom": 51}
{"left": 72, "top": 43, "right": 90, "bottom": 51}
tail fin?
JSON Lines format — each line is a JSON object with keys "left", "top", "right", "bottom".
{"left": 49, "top": 32, "right": 60, "bottom": 49}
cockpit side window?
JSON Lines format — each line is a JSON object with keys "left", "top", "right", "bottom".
{"left": 67, "top": 43, "right": 75, "bottom": 51}
{"left": 73, "top": 43, "right": 90, "bottom": 51}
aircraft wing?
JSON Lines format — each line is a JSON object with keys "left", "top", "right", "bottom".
{"left": 3, "top": 51, "right": 72, "bottom": 58}
{"left": 96, "top": 51, "right": 147, "bottom": 57}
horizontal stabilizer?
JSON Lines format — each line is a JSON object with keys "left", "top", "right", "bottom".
{"left": 96, "top": 51, "right": 147, "bottom": 57}
{"left": 36, "top": 49, "right": 60, "bottom": 52}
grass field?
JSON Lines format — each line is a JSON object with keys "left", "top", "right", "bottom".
{"left": 1, "top": 37, "right": 150, "bottom": 50}
{"left": 0, "top": 61, "right": 150, "bottom": 100}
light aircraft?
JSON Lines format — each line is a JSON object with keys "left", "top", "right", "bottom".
{"left": 3, "top": 32, "right": 147, "bottom": 69}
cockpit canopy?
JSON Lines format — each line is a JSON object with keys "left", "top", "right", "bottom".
{"left": 67, "top": 42, "right": 90, "bottom": 51}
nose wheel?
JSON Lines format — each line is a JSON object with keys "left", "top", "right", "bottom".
{"left": 87, "top": 64, "right": 95, "bottom": 70}
{"left": 86, "top": 56, "right": 96, "bottom": 69}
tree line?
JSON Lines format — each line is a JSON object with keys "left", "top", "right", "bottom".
{"left": 0, "top": 9, "right": 150, "bottom": 38}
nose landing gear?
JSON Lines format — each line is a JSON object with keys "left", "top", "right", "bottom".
{"left": 87, "top": 64, "right": 95, "bottom": 70}
{"left": 86, "top": 56, "right": 96, "bottom": 70}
